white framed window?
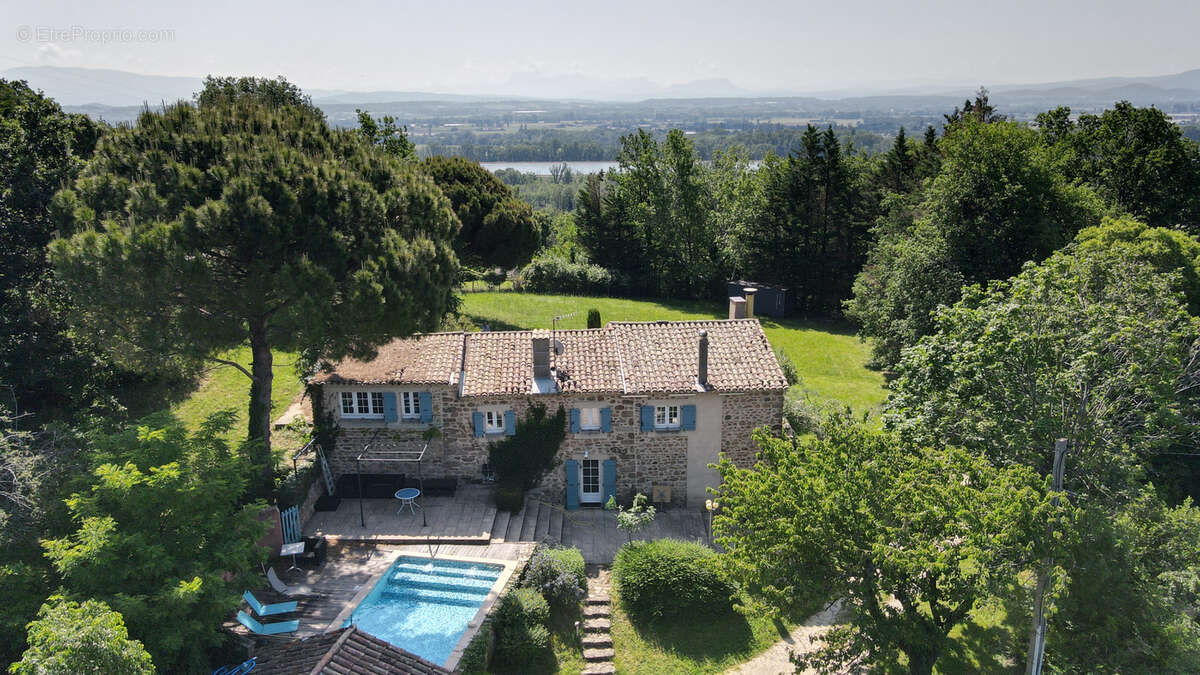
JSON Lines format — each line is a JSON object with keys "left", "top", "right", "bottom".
{"left": 484, "top": 410, "right": 506, "bottom": 433}
{"left": 340, "top": 390, "right": 384, "bottom": 419}
{"left": 654, "top": 405, "right": 680, "bottom": 430}
{"left": 580, "top": 407, "right": 601, "bottom": 431}
{"left": 400, "top": 391, "right": 421, "bottom": 419}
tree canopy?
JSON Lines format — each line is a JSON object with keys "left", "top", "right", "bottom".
{"left": 714, "top": 420, "right": 1054, "bottom": 675}
{"left": 49, "top": 79, "right": 461, "bottom": 494}
{"left": 41, "top": 412, "right": 267, "bottom": 672}
{"left": 420, "top": 155, "right": 541, "bottom": 269}
{"left": 11, "top": 597, "right": 154, "bottom": 675}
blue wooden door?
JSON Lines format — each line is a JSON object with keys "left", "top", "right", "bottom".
{"left": 602, "top": 459, "right": 617, "bottom": 505}
{"left": 565, "top": 460, "right": 580, "bottom": 510}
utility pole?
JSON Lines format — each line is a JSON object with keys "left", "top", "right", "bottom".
{"left": 1026, "top": 438, "right": 1068, "bottom": 675}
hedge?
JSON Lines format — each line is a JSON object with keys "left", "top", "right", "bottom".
{"left": 612, "top": 539, "right": 735, "bottom": 620}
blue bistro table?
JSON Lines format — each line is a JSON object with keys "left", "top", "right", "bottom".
{"left": 394, "top": 488, "right": 422, "bottom": 516}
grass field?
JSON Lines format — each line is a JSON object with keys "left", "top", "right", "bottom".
{"left": 459, "top": 292, "right": 887, "bottom": 414}
{"left": 169, "top": 345, "right": 306, "bottom": 442}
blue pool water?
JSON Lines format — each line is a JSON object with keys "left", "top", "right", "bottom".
{"left": 346, "top": 556, "right": 504, "bottom": 666}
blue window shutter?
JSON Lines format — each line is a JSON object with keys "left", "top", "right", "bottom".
{"left": 382, "top": 392, "right": 398, "bottom": 423}
{"left": 565, "top": 460, "right": 580, "bottom": 510}
{"left": 504, "top": 410, "right": 516, "bottom": 436}
{"left": 472, "top": 412, "right": 484, "bottom": 438}
{"left": 681, "top": 404, "right": 697, "bottom": 431}
{"left": 640, "top": 405, "right": 654, "bottom": 432}
{"left": 602, "top": 459, "right": 617, "bottom": 504}
{"left": 569, "top": 408, "right": 581, "bottom": 433}
{"left": 600, "top": 407, "right": 612, "bottom": 432}
{"left": 419, "top": 391, "right": 433, "bottom": 423}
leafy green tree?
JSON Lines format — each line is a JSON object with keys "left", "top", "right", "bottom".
{"left": 421, "top": 156, "right": 540, "bottom": 269}
{"left": 356, "top": 109, "right": 415, "bottom": 160}
{"left": 714, "top": 420, "right": 1054, "bottom": 675}
{"left": 886, "top": 247, "right": 1197, "bottom": 502}
{"left": 11, "top": 597, "right": 154, "bottom": 675}
{"left": 41, "top": 412, "right": 268, "bottom": 672}
{"left": 1039, "top": 101, "right": 1200, "bottom": 231}
{"left": 575, "top": 129, "right": 720, "bottom": 298}
{"left": 193, "top": 75, "right": 316, "bottom": 112}
{"left": 943, "top": 87, "right": 1003, "bottom": 128}
{"left": 49, "top": 79, "right": 460, "bottom": 494}
{"left": 0, "top": 79, "right": 141, "bottom": 422}
{"left": 1073, "top": 215, "right": 1200, "bottom": 314}
{"left": 847, "top": 119, "right": 1103, "bottom": 367}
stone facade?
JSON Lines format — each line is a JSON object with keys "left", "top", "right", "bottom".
{"left": 318, "top": 384, "right": 783, "bottom": 508}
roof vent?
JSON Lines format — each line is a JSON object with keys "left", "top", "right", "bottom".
{"left": 728, "top": 296, "right": 747, "bottom": 319}
{"left": 697, "top": 330, "right": 709, "bottom": 389}
{"left": 742, "top": 287, "right": 757, "bottom": 318}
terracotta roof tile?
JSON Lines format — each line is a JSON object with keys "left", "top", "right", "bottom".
{"left": 609, "top": 319, "right": 788, "bottom": 394}
{"left": 312, "top": 319, "right": 787, "bottom": 396}
{"left": 311, "top": 333, "right": 463, "bottom": 386}
{"left": 253, "top": 626, "right": 449, "bottom": 675}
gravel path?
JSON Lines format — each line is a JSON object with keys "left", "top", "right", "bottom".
{"left": 724, "top": 600, "right": 846, "bottom": 675}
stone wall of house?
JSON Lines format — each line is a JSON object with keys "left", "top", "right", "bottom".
{"left": 719, "top": 390, "right": 785, "bottom": 468}
{"left": 320, "top": 383, "right": 783, "bottom": 508}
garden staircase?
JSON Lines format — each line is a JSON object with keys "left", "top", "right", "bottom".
{"left": 493, "top": 497, "right": 565, "bottom": 544}
{"left": 581, "top": 577, "right": 615, "bottom": 675}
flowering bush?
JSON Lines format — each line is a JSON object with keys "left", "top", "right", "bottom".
{"left": 522, "top": 547, "right": 586, "bottom": 610}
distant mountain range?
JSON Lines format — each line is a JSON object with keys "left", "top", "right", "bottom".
{"left": 4, "top": 64, "right": 1200, "bottom": 112}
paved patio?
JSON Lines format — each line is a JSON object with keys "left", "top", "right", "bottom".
{"left": 302, "top": 484, "right": 498, "bottom": 543}
{"left": 560, "top": 506, "right": 710, "bottom": 563}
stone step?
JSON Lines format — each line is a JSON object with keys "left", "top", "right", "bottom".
{"left": 534, "top": 501, "right": 551, "bottom": 540}
{"left": 518, "top": 501, "right": 540, "bottom": 541}
{"left": 548, "top": 504, "right": 563, "bottom": 543}
{"left": 583, "top": 605, "right": 610, "bottom": 618}
{"left": 490, "top": 510, "right": 510, "bottom": 543}
{"left": 582, "top": 664, "right": 615, "bottom": 675}
{"left": 504, "top": 506, "right": 525, "bottom": 542}
{"left": 581, "top": 635, "right": 612, "bottom": 649}
{"left": 586, "top": 596, "right": 610, "bottom": 606}
{"left": 581, "top": 618, "right": 611, "bottom": 633}
{"left": 584, "top": 647, "right": 615, "bottom": 662}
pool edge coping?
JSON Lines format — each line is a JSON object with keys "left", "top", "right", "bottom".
{"left": 325, "top": 551, "right": 520, "bottom": 673}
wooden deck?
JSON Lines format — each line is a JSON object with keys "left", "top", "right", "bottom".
{"left": 302, "top": 484, "right": 498, "bottom": 544}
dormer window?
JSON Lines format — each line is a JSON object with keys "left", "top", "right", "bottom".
{"left": 340, "top": 391, "right": 384, "bottom": 419}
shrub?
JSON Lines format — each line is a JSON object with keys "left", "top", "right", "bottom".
{"left": 488, "top": 404, "right": 566, "bottom": 491}
{"left": 496, "top": 623, "right": 550, "bottom": 666}
{"left": 774, "top": 346, "right": 800, "bottom": 386}
{"left": 784, "top": 396, "right": 829, "bottom": 437}
{"left": 457, "top": 622, "right": 492, "bottom": 674}
{"left": 519, "top": 255, "right": 623, "bottom": 295}
{"left": 496, "top": 587, "right": 550, "bottom": 629}
{"left": 522, "top": 547, "right": 586, "bottom": 610}
{"left": 493, "top": 588, "right": 551, "bottom": 666}
{"left": 612, "top": 539, "right": 735, "bottom": 621}
{"left": 587, "top": 308, "right": 602, "bottom": 329}
{"left": 496, "top": 483, "right": 525, "bottom": 513}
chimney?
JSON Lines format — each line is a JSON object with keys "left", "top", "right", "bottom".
{"left": 728, "top": 296, "right": 746, "bottom": 319}
{"left": 532, "top": 337, "right": 551, "bottom": 379}
{"left": 742, "top": 287, "right": 757, "bottom": 318}
{"left": 697, "top": 330, "right": 709, "bottom": 389}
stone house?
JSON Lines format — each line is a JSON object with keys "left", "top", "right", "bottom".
{"left": 309, "top": 317, "right": 787, "bottom": 508}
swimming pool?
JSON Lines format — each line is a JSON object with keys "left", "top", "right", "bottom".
{"left": 345, "top": 555, "right": 506, "bottom": 667}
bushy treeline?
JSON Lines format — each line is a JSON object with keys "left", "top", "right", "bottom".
{"left": 422, "top": 124, "right": 892, "bottom": 162}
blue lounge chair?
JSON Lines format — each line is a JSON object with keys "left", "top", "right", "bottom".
{"left": 243, "top": 590, "right": 298, "bottom": 617}
{"left": 212, "top": 657, "right": 256, "bottom": 674}
{"left": 237, "top": 610, "right": 298, "bottom": 636}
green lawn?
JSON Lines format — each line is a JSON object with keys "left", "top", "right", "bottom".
{"left": 459, "top": 292, "right": 887, "bottom": 414}
{"left": 169, "top": 345, "right": 306, "bottom": 441}
{"left": 608, "top": 591, "right": 798, "bottom": 675}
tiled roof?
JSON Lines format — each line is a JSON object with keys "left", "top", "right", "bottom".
{"left": 610, "top": 320, "right": 788, "bottom": 394}
{"left": 253, "top": 626, "right": 450, "bottom": 675}
{"left": 313, "top": 319, "right": 787, "bottom": 396}
{"left": 311, "top": 333, "right": 463, "bottom": 385}
{"left": 459, "top": 329, "right": 623, "bottom": 396}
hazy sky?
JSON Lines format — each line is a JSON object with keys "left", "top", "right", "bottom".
{"left": 2, "top": 0, "right": 1198, "bottom": 94}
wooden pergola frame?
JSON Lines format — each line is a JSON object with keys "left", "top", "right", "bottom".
{"left": 354, "top": 442, "right": 428, "bottom": 528}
